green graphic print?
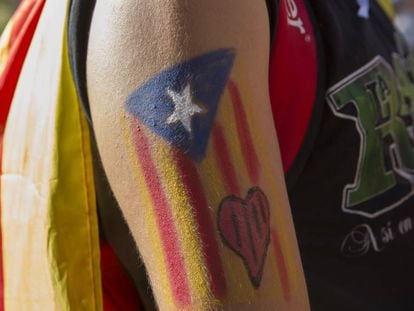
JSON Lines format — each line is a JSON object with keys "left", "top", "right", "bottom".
{"left": 327, "top": 46, "right": 414, "bottom": 218}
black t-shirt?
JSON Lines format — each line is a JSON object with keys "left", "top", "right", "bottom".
{"left": 290, "top": 1, "right": 414, "bottom": 310}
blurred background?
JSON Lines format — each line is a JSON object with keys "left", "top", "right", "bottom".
{"left": 0, "top": 0, "right": 19, "bottom": 32}
{"left": 394, "top": 0, "right": 414, "bottom": 48}
{"left": 0, "top": 0, "right": 413, "bottom": 45}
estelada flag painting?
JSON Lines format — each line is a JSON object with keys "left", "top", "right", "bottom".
{"left": 0, "top": 0, "right": 102, "bottom": 310}
{"left": 121, "top": 47, "right": 302, "bottom": 308}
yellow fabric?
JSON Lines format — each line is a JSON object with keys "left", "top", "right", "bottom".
{"left": 1, "top": 0, "right": 102, "bottom": 310}
{"left": 377, "top": 0, "right": 395, "bottom": 20}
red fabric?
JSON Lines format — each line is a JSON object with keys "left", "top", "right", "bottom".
{"left": 0, "top": 1, "right": 46, "bottom": 310}
{"left": 269, "top": 0, "right": 318, "bottom": 173}
{"left": 100, "top": 241, "right": 143, "bottom": 311}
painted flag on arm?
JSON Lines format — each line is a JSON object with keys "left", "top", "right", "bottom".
{"left": 123, "top": 48, "right": 297, "bottom": 308}
{"left": 125, "top": 49, "right": 235, "bottom": 307}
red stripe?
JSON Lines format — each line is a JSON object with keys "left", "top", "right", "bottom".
{"left": 227, "top": 81, "right": 260, "bottom": 184}
{"left": 212, "top": 123, "right": 241, "bottom": 195}
{"left": 130, "top": 119, "right": 191, "bottom": 306}
{"left": 172, "top": 149, "right": 227, "bottom": 299}
{"left": 271, "top": 229, "right": 290, "bottom": 301}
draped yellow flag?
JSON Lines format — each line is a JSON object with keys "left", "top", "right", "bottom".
{"left": 378, "top": 0, "right": 395, "bottom": 19}
{"left": 1, "top": 0, "right": 102, "bottom": 310}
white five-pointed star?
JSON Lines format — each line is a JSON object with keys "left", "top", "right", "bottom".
{"left": 166, "top": 84, "right": 204, "bottom": 133}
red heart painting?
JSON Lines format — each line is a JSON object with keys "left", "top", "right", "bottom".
{"left": 218, "top": 187, "right": 271, "bottom": 288}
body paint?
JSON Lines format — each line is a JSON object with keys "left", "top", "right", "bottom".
{"left": 218, "top": 187, "right": 271, "bottom": 288}
{"left": 124, "top": 49, "right": 235, "bottom": 307}
{"left": 123, "top": 49, "right": 297, "bottom": 307}
{"left": 172, "top": 149, "right": 227, "bottom": 299}
{"left": 120, "top": 117, "right": 175, "bottom": 306}
{"left": 228, "top": 80, "right": 261, "bottom": 184}
{"left": 272, "top": 229, "right": 291, "bottom": 301}
{"left": 129, "top": 118, "right": 192, "bottom": 306}
{"left": 218, "top": 73, "right": 297, "bottom": 300}
{"left": 212, "top": 123, "right": 241, "bottom": 195}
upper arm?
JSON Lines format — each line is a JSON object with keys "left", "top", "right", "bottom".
{"left": 87, "top": 0, "right": 309, "bottom": 309}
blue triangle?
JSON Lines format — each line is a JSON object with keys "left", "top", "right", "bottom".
{"left": 126, "top": 49, "right": 235, "bottom": 161}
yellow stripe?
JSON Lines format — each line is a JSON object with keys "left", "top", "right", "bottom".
{"left": 151, "top": 135, "right": 216, "bottom": 307}
{"left": 236, "top": 73, "right": 289, "bottom": 299}
{"left": 239, "top": 71, "right": 301, "bottom": 299}
{"left": 217, "top": 91, "right": 252, "bottom": 191}
{"left": 200, "top": 63, "right": 303, "bottom": 306}
{"left": 377, "top": 0, "right": 395, "bottom": 20}
{"left": 120, "top": 116, "right": 175, "bottom": 307}
{"left": 198, "top": 65, "right": 286, "bottom": 304}
{"left": 235, "top": 67, "right": 293, "bottom": 228}
{"left": 205, "top": 90, "right": 258, "bottom": 304}
{"left": 251, "top": 107, "right": 302, "bottom": 298}
{"left": 242, "top": 83, "right": 300, "bottom": 298}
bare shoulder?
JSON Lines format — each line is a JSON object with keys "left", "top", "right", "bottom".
{"left": 86, "top": 0, "right": 271, "bottom": 160}
{"left": 87, "top": 0, "right": 270, "bottom": 85}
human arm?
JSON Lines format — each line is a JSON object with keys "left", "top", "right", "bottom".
{"left": 86, "top": 0, "right": 309, "bottom": 309}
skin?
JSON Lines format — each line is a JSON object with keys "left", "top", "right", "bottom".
{"left": 87, "top": 0, "right": 310, "bottom": 309}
